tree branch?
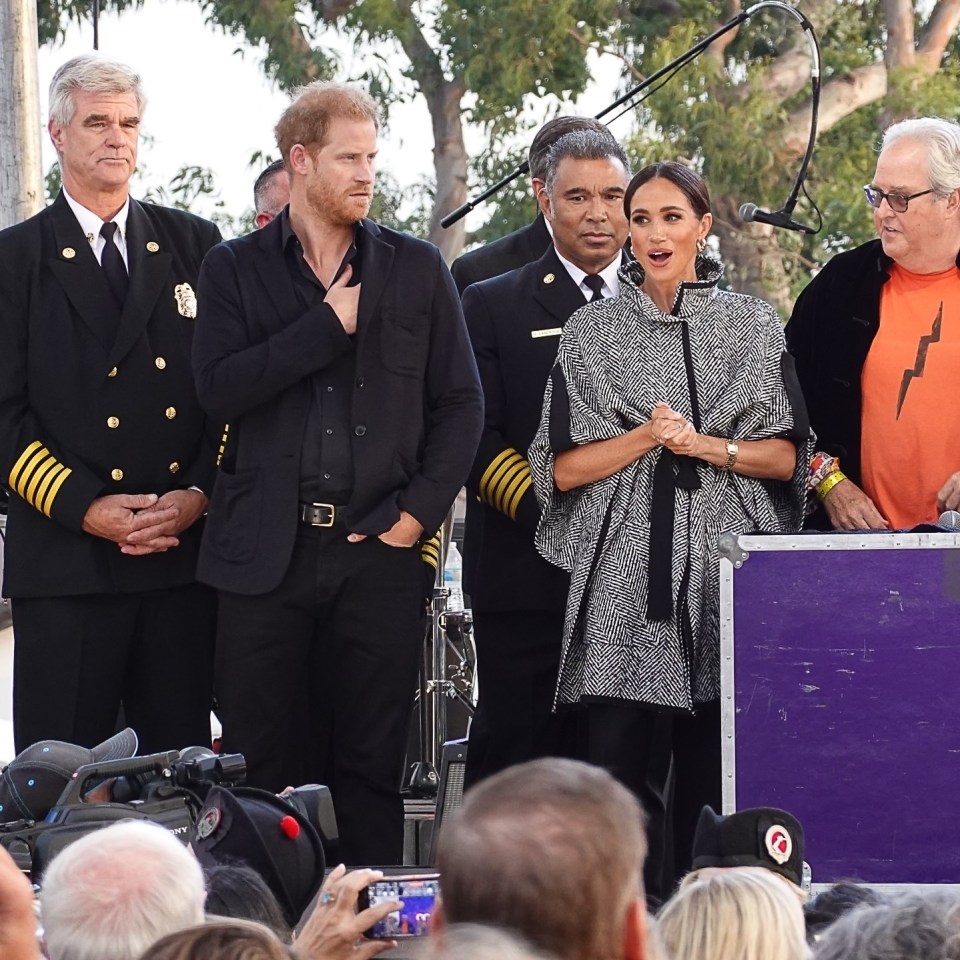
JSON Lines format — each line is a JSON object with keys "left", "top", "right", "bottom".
{"left": 883, "top": 0, "right": 915, "bottom": 67}
{"left": 917, "top": 0, "right": 960, "bottom": 69}
{"left": 781, "top": 63, "right": 887, "bottom": 155}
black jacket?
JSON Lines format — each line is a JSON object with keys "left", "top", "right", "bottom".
{"left": 451, "top": 215, "right": 552, "bottom": 295}
{"left": 787, "top": 240, "right": 960, "bottom": 483}
{"left": 193, "top": 216, "right": 483, "bottom": 596}
{"left": 460, "top": 246, "right": 592, "bottom": 613}
{"left": 0, "top": 193, "right": 221, "bottom": 597}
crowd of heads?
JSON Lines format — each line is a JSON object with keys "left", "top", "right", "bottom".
{"left": 3, "top": 745, "right": 960, "bottom": 960}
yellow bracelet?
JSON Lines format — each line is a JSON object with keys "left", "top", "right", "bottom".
{"left": 816, "top": 470, "right": 847, "bottom": 501}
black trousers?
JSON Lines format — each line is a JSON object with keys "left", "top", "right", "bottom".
{"left": 12, "top": 582, "right": 216, "bottom": 755}
{"left": 464, "top": 609, "right": 578, "bottom": 790}
{"left": 585, "top": 699, "right": 721, "bottom": 904}
{"left": 214, "top": 524, "right": 424, "bottom": 866}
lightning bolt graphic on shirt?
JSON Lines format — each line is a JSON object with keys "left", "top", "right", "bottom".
{"left": 897, "top": 301, "right": 943, "bottom": 419}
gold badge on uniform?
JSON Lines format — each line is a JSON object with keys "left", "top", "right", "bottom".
{"left": 146, "top": 241, "right": 160, "bottom": 253}
{"left": 174, "top": 282, "right": 197, "bottom": 319}
{"left": 62, "top": 247, "right": 76, "bottom": 260}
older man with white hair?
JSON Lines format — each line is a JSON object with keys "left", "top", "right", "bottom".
{"left": 0, "top": 54, "right": 220, "bottom": 755}
{"left": 788, "top": 117, "right": 960, "bottom": 530}
{"left": 39, "top": 820, "right": 205, "bottom": 960}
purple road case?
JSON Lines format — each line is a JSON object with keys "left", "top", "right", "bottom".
{"left": 719, "top": 530, "right": 960, "bottom": 887}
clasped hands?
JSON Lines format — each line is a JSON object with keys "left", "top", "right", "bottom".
{"left": 649, "top": 401, "right": 700, "bottom": 457}
{"left": 81, "top": 488, "right": 208, "bottom": 555}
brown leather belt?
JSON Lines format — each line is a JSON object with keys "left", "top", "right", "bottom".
{"left": 297, "top": 502, "right": 341, "bottom": 528}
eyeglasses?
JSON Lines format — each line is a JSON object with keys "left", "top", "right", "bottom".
{"left": 863, "top": 184, "right": 934, "bottom": 213}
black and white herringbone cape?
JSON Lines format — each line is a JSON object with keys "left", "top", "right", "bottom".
{"left": 529, "top": 256, "right": 812, "bottom": 711}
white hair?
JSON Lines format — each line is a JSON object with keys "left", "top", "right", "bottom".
{"left": 881, "top": 117, "right": 960, "bottom": 197}
{"left": 48, "top": 54, "right": 146, "bottom": 127}
{"left": 40, "top": 819, "right": 205, "bottom": 960}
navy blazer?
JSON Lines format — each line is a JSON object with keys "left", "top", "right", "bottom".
{"left": 459, "top": 246, "right": 595, "bottom": 613}
{"left": 0, "top": 192, "right": 221, "bottom": 597}
{"left": 451, "top": 215, "right": 552, "bottom": 295}
{"left": 193, "top": 216, "right": 483, "bottom": 596}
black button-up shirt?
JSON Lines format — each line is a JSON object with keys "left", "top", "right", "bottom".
{"left": 280, "top": 210, "right": 362, "bottom": 505}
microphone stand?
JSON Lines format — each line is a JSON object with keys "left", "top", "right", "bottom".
{"left": 441, "top": 0, "right": 820, "bottom": 230}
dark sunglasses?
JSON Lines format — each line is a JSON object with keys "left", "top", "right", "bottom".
{"left": 863, "top": 184, "right": 934, "bottom": 213}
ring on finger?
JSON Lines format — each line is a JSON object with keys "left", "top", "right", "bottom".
{"left": 320, "top": 890, "right": 338, "bottom": 906}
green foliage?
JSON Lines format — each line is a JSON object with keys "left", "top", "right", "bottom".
{"left": 461, "top": 142, "right": 537, "bottom": 248}
{"left": 37, "top": 0, "right": 142, "bottom": 44}
{"left": 197, "top": 0, "right": 337, "bottom": 89}
{"left": 44, "top": 162, "right": 62, "bottom": 204}
{"left": 141, "top": 163, "right": 252, "bottom": 236}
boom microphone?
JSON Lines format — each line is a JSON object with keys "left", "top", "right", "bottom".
{"left": 739, "top": 202, "right": 816, "bottom": 234}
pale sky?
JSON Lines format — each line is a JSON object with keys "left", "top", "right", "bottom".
{"left": 36, "top": 0, "right": 627, "bottom": 236}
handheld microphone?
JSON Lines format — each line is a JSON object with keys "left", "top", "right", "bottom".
{"left": 739, "top": 202, "right": 816, "bottom": 234}
{"left": 937, "top": 509, "right": 960, "bottom": 531}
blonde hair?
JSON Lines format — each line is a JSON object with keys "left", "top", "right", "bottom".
{"left": 658, "top": 867, "right": 809, "bottom": 960}
{"left": 139, "top": 920, "right": 296, "bottom": 960}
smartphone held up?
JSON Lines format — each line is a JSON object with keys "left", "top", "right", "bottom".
{"left": 359, "top": 873, "right": 440, "bottom": 939}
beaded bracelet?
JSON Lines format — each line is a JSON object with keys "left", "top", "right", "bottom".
{"left": 816, "top": 470, "right": 847, "bottom": 501}
{"left": 808, "top": 452, "right": 839, "bottom": 490}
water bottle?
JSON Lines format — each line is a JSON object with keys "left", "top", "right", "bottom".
{"left": 444, "top": 540, "right": 464, "bottom": 612}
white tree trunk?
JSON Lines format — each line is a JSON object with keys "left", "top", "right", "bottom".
{"left": 0, "top": 0, "right": 44, "bottom": 229}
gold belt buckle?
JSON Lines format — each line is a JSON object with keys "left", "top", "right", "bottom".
{"left": 311, "top": 502, "right": 335, "bottom": 528}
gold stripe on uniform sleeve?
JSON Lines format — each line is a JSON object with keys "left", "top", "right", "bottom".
{"left": 479, "top": 447, "right": 534, "bottom": 519}
{"left": 9, "top": 440, "right": 72, "bottom": 514}
{"left": 503, "top": 471, "right": 533, "bottom": 521}
{"left": 9, "top": 441, "right": 46, "bottom": 494}
{"left": 40, "top": 465, "right": 72, "bottom": 517}
{"left": 420, "top": 530, "right": 442, "bottom": 570}
{"left": 24, "top": 456, "right": 57, "bottom": 504}
{"left": 479, "top": 449, "right": 523, "bottom": 504}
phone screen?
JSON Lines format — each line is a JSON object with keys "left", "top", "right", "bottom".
{"left": 363, "top": 874, "right": 440, "bottom": 939}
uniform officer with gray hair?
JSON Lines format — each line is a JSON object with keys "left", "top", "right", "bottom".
{"left": 0, "top": 55, "right": 220, "bottom": 754}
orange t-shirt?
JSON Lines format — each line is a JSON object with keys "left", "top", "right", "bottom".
{"left": 860, "top": 263, "right": 960, "bottom": 528}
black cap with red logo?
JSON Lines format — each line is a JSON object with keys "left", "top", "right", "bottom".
{"left": 691, "top": 804, "right": 805, "bottom": 886}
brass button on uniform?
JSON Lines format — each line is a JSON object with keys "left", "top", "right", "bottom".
{"left": 107, "top": 367, "right": 118, "bottom": 378}
{"left": 107, "top": 416, "right": 120, "bottom": 429}
{"left": 169, "top": 461, "right": 180, "bottom": 474}
{"left": 155, "top": 357, "right": 167, "bottom": 370}
{"left": 111, "top": 468, "right": 124, "bottom": 481}
{"left": 165, "top": 406, "right": 177, "bottom": 420}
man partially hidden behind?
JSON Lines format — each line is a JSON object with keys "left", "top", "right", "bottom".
{"left": 0, "top": 55, "right": 219, "bottom": 754}
{"left": 788, "top": 117, "right": 960, "bottom": 529}
{"left": 253, "top": 158, "right": 290, "bottom": 229}
{"left": 193, "top": 82, "right": 483, "bottom": 865}
{"left": 450, "top": 116, "right": 610, "bottom": 294}
{"left": 459, "top": 130, "right": 630, "bottom": 793}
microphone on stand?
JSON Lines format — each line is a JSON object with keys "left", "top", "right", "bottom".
{"left": 937, "top": 510, "right": 960, "bottom": 531}
{"left": 739, "top": 202, "right": 817, "bottom": 235}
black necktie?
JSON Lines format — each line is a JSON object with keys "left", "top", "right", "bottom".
{"left": 583, "top": 274, "right": 605, "bottom": 302}
{"left": 100, "top": 221, "right": 129, "bottom": 307}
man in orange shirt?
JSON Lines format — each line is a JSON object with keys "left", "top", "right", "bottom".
{"left": 787, "top": 117, "right": 960, "bottom": 529}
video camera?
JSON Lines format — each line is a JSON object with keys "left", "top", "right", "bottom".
{"left": 0, "top": 747, "right": 338, "bottom": 881}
